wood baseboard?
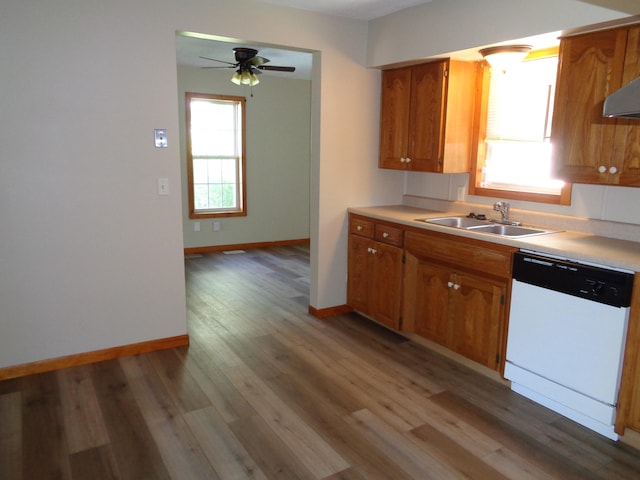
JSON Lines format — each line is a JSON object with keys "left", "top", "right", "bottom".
{"left": 308, "top": 304, "right": 353, "bottom": 318}
{"left": 0, "top": 334, "right": 190, "bottom": 381}
{"left": 184, "top": 238, "right": 310, "bottom": 255}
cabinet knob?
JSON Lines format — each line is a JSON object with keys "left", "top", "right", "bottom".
{"left": 370, "top": 248, "right": 377, "bottom": 254}
{"left": 400, "top": 157, "right": 406, "bottom": 163}
{"left": 405, "top": 157, "right": 412, "bottom": 163}
{"left": 453, "top": 283, "right": 460, "bottom": 290}
{"left": 598, "top": 165, "right": 607, "bottom": 173}
{"left": 609, "top": 166, "right": 618, "bottom": 174}
{"left": 382, "top": 232, "right": 390, "bottom": 239}
{"left": 357, "top": 225, "right": 363, "bottom": 231}
{"left": 448, "top": 281, "right": 454, "bottom": 288}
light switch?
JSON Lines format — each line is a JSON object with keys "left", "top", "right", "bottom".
{"left": 154, "top": 129, "right": 167, "bottom": 148}
{"left": 157, "top": 178, "right": 169, "bottom": 195}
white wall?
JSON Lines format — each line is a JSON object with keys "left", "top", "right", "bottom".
{"left": 0, "top": 0, "right": 405, "bottom": 368}
{"left": 367, "top": 0, "right": 640, "bottom": 226}
{"left": 177, "top": 66, "right": 311, "bottom": 248}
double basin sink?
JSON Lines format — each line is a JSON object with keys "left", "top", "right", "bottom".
{"left": 419, "top": 216, "right": 558, "bottom": 238}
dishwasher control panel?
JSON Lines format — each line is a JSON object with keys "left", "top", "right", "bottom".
{"left": 512, "top": 251, "right": 634, "bottom": 307}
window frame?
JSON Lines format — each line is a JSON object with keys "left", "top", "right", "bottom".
{"left": 186, "top": 92, "right": 247, "bottom": 219}
{"left": 469, "top": 48, "right": 572, "bottom": 206}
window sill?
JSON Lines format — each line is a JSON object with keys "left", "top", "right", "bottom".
{"left": 469, "top": 184, "right": 572, "bottom": 206}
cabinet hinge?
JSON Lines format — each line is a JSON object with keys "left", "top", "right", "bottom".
{"left": 402, "top": 254, "right": 406, "bottom": 264}
{"left": 500, "top": 295, "right": 504, "bottom": 305}
{"left": 399, "top": 316, "right": 403, "bottom": 329}
{"left": 495, "top": 353, "right": 500, "bottom": 364}
{"left": 443, "top": 69, "right": 448, "bottom": 78}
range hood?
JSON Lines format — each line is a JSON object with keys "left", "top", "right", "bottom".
{"left": 603, "top": 77, "right": 640, "bottom": 119}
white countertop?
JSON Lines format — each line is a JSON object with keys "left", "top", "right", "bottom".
{"left": 348, "top": 205, "right": 640, "bottom": 273}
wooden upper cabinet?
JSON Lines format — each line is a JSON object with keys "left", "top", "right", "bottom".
{"left": 379, "top": 67, "right": 412, "bottom": 169}
{"left": 379, "top": 59, "right": 477, "bottom": 173}
{"left": 552, "top": 25, "right": 640, "bottom": 185}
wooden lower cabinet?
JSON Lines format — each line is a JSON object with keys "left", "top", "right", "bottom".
{"left": 347, "top": 215, "right": 403, "bottom": 329}
{"left": 403, "top": 229, "right": 515, "bottom": 372}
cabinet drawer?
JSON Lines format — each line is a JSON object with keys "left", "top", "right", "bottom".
{"left": 375, "top": 224, "right": 403, "bottom": 247}
{"left": 350, "top": 216, "right": 374, "bottom": 238}
{"left": 405, "top": 230, "right": 514, "bottom": 278}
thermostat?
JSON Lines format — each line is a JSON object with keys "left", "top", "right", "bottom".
{"left": 154, "top": 129, "right": 167, "bottom": 148}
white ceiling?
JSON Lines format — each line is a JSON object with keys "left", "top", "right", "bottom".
{"left": 174, "top": 0, "right": 564, "bottom": 83}
{"left": 175, "top": 34, "right": 314, "bottom": 80}
{"left": 254, "top": 0, "right": 434, "bottom": 20}
{"left": 175, "top": 0, "right": 435, "bottom": 81}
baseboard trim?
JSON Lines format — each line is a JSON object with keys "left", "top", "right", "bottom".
{"left": 184, "top": 238, "right": 310, "bottom": 255}
{"left": 0, "top": 334, "right": 190, "bottom": 381}
{"left": 308, "top": 304, "right": 353, "bottom": 318}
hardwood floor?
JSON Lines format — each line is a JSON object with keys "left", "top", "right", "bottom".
{"left": 2, "top": 244, "right": 640, "bottom": 479}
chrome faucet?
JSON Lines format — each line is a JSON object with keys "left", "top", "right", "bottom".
{"left": 493, "top": 201, "right": 521, "bottom": 225}
{"left": 494, "top": 201, "right": 509, "bottom": 222}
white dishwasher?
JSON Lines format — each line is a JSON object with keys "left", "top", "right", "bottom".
{"left": 505, "top": 250, "right": 634, "bottom": 440}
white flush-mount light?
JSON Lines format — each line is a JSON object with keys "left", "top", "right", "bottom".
{"left": 479, "top": 45, "right": 532, "bottom": 72}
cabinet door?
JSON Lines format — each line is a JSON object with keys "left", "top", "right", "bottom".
{"left": 451, "top": 272, "right": 505, "bottom": 369}
{"left": 552, "top": 28, "right": 628, "bottom": 183}
{"left": 616, "top": 26, "right": 640, "bottom": 186}
{"left": 413, "top": 261, "right": 451, "bottom": 346}
{"left": 347, "top": 234, "right": 372, "bottom": 315}
{"left": 409, "top": 61, "right": 447, "bottom": 172}
{"left": 370, "top": 242, "right": 403, "bottom": 329}
{"left": 379, "top": 67, "right": 411, "bottom": 170}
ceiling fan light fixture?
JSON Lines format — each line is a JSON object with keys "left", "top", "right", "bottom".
{"left": 230, "top": 71, "right": 242, "bottom": 85}
{"left": 240, "top": 70, "right": 252, "bottom": 85}
{"left": 479, "top": 45, "right": 532, "bottom": 72}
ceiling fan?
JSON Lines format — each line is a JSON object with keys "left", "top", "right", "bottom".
{"left": 200, "top": 47, "right": 296, "bottom": 87}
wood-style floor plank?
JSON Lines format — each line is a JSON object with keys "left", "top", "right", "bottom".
{"left": 0, "top": 391, "right": 22, "bottom": 480}
{"left": 57, "top": 365, "right": 110, "bottom": 454}
{"left": 21, "top": 372, "right": 72, "bottom": 480}
{"left": 3, "top": 245, "right": 640, "bottom": 479}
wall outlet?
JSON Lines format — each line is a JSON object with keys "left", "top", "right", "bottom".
{"left": 194, "top": 221, "right": 200, "bottom": 232}
{"left": 213, "top": 221, "right": 221, "bottom": 232}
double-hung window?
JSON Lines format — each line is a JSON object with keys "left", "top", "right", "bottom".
{"left": 186, "top": 93, "right": 246, "bottom": 218}
{"left": 470, "top": 51, "right": 571, "bottom": 205}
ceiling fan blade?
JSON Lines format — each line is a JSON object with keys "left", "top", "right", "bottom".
{"left": 202, "top": 65, "right": 235, "bottom": 69}
{"left": 249, "top": 55, "right": 270, "bottom": 67}
{"left": 258, "top": 65, "right": 296, "bottom": 72}
{"left": 199, "top": 55, "right": 236, "bottom": 66}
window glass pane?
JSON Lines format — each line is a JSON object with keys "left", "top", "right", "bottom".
{"left": 222, "top": 184, "right": 236, "bottom": 208}
{"left": 482, "top": 56, "right": 564, "bottom": 195}
{"left": 194, "top": 184, "right": 210, "bottom": 210}
{"left": 208, "top": 184, "right": 222, "bottom": 208}
{"left": 193, "top": 159, "right": 208, "bottom": 184}
{"left": 187, "top": 93, "right": 244, "bottom": 216}
{"left": 221, "top": 159, "right": 237, "bottom": 183}
{"left": 208, "top": 159, "right": 222, "bottom": 183}
{"left": 482, "top": 141, "right": 564, "bottom": 193}
{"left": 190, "top": 100, "right": 237, "bottom": 157}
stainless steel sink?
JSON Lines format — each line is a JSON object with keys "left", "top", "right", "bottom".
{"left": 422, "top": 216, "right": 489, "bottom": 228}
{"left": 467, "top": 224, "right": 555, "bottom": 238}
{"left": 419, "top": 216, "right": 558, "bottom": 238}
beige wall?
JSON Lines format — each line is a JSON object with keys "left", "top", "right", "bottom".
{"left": 178, "top": 66, "right": 311, "bottom": 248}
